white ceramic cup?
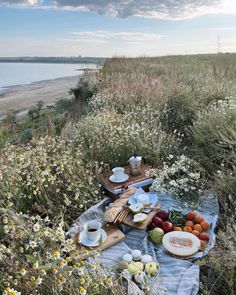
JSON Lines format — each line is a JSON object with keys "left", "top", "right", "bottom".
{"left": 84, "top": 220, "right": 102, "bottom": 241}
{"left": 112, "top": 167, "right": 125, "bottom": 180}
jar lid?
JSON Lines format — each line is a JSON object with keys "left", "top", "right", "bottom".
{"left": 129, "top": 155, "right": 142, "bottom": 162}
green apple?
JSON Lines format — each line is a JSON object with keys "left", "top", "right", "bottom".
{"left": 145, "top": 262, "right": 158, "bottom": 276}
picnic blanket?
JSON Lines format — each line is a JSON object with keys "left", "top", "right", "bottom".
{"left": 69, "top": 189, "right": 219, "bottom": 295}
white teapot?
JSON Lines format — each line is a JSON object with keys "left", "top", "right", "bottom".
{"left": 129, "top": 155, "right": 142, "bottom": 176}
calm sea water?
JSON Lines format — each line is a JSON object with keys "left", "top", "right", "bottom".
{"left": 0, "top": 62, "right": 96, "bottom": 91}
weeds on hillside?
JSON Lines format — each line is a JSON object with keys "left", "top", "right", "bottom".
{"left": 0, "top": 54, "right": 236, "bottom": 294}
{"left": 0, "top": 136, "right": 101, "bottom": 223}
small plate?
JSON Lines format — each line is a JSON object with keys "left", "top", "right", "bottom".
{"left": 109, "top": 174, "right": 129, "bottom": 183}
{"left": 79, "top": 229, "right": 107, "bottom": 247}
{"left": 162, "top": 231, "right": 201, "bottom": 257}
{"left": 128, "top": 191, "right": 158, "bottom": 213}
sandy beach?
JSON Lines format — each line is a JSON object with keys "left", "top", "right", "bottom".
{"left": 0, "top": 76, "right": 79, "bottom": 119}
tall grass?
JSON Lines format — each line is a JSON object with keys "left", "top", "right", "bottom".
{"left": 0, "top": 53, "right": 236, "bottom": 294}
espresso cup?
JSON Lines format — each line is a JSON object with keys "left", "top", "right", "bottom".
{"left": 84, "top": 220, "right": 101, "bottom": 241}
{"left": 112, "top": 167, "right": 125, "bottom": 180}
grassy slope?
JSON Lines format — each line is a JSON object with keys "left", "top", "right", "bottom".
{"left": 0, "top": 53, "right": 235, "bottom": 295}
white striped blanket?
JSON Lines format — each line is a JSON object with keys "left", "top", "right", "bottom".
{"left": 69, "top": 191, "right": 219, "bottom": 295}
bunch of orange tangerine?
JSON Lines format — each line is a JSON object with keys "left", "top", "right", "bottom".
{"left": 174, "top": 211, "right": 210, "bottom": 249}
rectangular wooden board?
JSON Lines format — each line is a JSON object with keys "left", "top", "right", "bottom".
{"left": 98, "top": 224, "right": 125, "bottom": 251}
{"left": 122, "top": 203, "right": 160, "bottom": 230}
{"left": 75, "top": 224, "right": 125, "bottom": 253}
{"left": 99, "top": 164, "right": 152, "bottom": 190}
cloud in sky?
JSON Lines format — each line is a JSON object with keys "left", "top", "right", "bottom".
{"left": 71, "top": 31, "right": 162, "bottom": 43}
{"left": 0, "top": 0, "right": 39, "bottom": 5}
{"left": 1, "top": 0, "right": 236, "bottom": 20}
{"left": 54, "top": 0, "right": 220, "bottom": 19}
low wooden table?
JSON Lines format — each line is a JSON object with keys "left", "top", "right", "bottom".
{"left": 99, "top": 164, "right": 153, "bottom": 199}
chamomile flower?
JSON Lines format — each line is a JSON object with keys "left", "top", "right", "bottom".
{"left": 79, "top": 286, "right": 86, "bottom": 295}
{"left": 79, "top": 277, "right": 86, "bottom": 285}
{"left": 20, "top": 268, "right": 27, "bottom": 276}
{"left": 3, "top": 287, "right": 21, "bottom": 295}
{"left": 52, "top": 251, "right": 60, "bottom": 259}
{"left": 106, "top": 277, "right": 113, "bottom": 287}
{"left": 33, "top": 223, "right": 40, "bottom": 232}
{"left": 32, "top": 261, "right": 39, "bottom": 269}
{"left": 35, "top": 277, "right": 43, "bottom": 286}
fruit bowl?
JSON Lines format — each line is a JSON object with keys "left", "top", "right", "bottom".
{"left": 118, "top": 250, "right": 160, "bottom": 290}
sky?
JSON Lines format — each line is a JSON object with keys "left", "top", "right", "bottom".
{"left": 0, "top": 0, "right": 236, "bottom": 57}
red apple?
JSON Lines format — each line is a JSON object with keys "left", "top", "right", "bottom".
{"left": 162, "top": 221, "right": 174, "bottom": 233}
{"left": 199, "top": 233, "right": 210, "bottom": 241}
{"left": 157, "top": 210, "right": 169, "bottom": 221}
{"left": 152, "top": 216, "right": 163, "bottom": 227}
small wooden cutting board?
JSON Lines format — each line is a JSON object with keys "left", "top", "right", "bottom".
{"left": 122, "top": 203, "right": 160, "bottom": 230}
{"left": 75, "top": 224, "right": 125, "bottom": 253}
{"left": 98, "top": 224, "right": 126, "bottom": 251}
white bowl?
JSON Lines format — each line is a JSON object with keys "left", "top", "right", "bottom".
{"left": 136, "top": 194, "right": 150, "bottom": 205}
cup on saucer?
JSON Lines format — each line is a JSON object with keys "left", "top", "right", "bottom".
{"left": 84, "top": 220, "right": 102, "bottom": 241}
{"left": 112, "top": 167, "right": 125, "bottom": 181}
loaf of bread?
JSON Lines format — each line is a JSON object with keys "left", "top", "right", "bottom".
{"left": 103, "top": 187, "right": 137, "bottom": 223}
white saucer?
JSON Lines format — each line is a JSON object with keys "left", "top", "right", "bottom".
{"left": 109, "top": 174, "right": 129, "bottom": 183}
{"left": 79, "top": 229, "right": 107, "bottom": 247}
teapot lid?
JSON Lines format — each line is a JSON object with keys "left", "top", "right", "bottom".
{"left": 129, "top": 155, "right": 142, "bottom": 162}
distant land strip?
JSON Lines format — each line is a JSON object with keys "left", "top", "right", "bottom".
{"left": 0, "top": 56, "right": 107, "bottom": 64}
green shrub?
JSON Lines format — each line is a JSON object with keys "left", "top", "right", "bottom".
{"left": 189, "top": 108, "right": 236, "bottom": 174}
{"left": 74, "top": 105, "right": 181, "bottom": 168}
{"left": 0, "top": 208, "right": 117, "bottom": 295}
{"left": 159, "top": 94, "right": 197, "bottom": 135}
{"left": 0, "top": 136, "right": 101, "bottom": 223}
{"left": 20, "top": 128, "right": 33, "bottom": 144}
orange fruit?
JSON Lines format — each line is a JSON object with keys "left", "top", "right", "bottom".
{"left": 183, "top": 226, "right": 192, "bottom": 233}
{"left": 193, "top": 224, "right": 203, "bottom": 232}
{"left": 185, "top": 221, "right": 194, "bottom": 228}
{"left": 194, "top": 215, "right": 204, "bottom": 224}
{"left": 200, "top": 221, "right": 209, "bottom": 231}
{"left": 186, "top": 211, "right": 196, "bottom": 221}
{"left": 174, "top": 227, "right": 182, "bottom": 231}
{"left": 192, "top": 230, "right": 200, "bottom": 237}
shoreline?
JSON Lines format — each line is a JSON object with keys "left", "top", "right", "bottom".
{"left": 0, "top": 76, "right": 79, "bottom": 120}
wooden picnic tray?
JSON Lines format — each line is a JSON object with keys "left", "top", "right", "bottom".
{"left": 99, "top": 164, "right": 152, "bottom": 190}
{"left": 122, "top": 203, "right": 161, "bottom": 230}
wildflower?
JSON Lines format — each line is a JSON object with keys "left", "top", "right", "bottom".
{"left": 2, "top": 216, "right": 8, "bottom": 224}
{"left": 77, "top": 267, "right": 85, "bottom": 276}
{"left": 33, "top": 223, "right": 40, "bottom": 232}
{"left": 32, "top": 261, "right": 39, "bottom": 269}
{"left": 79, "top": 286, "right": 87, "bottom": 295}
{"left": 52, "top": 268, "right": 58, "bottom": 274}
{"left": 29, "top": 240, "right": 37, "bottom": 249}
{"left": 20, "top": 268, "right": 27, "bottom": 276}
{"left": 35, "top": 277, "right": 43, "bottom": 286}
{"left": 19, "top": 247, "right": 24, "bottom": 253}
{"left": 79, "top": 277, "right": 85, "bottom": 285}
{"left": 60, "top": 259, "right": 67, "bottom": 268}
{"left": 40, "top": 269, "right": 46, "bottom": 276}
{"left": 170, "top": 180, "right": 178, "bottom": 187}
{"left": 30, "top": 276, "right": 35, "bottom": 282}
{"left": 106, "top": 277, "right": 113, "bottom": 287}
{"left": 3, "top": 287, "right": 21, "bottom": 295}
{"left": 52, "top": 251, "right": 60, "bottom": 259}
